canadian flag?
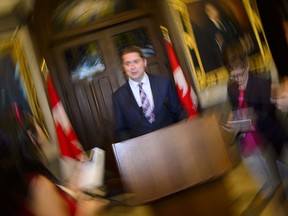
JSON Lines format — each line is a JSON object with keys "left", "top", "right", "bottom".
{"left": 163, "top": 29, "right": 198, "bottom": 117}
{"left": 46, "top": 73, "right": 86, "bottom": 179}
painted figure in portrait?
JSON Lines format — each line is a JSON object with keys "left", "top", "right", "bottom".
{"left": 187, "top": 0, "right": 257, "bottom": 72}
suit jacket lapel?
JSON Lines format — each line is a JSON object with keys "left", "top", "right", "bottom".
{"left": 123, "top": 81, "right": 140, "bottom": 109}
{"left": 244, "top": 75, "right": 254, "bottom": 104}
{"left": 149, "top": 75, "right": 161, "bottom": 113}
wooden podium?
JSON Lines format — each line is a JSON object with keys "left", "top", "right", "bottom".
{"left": 112, "top": 113, "right": 232, "bottom": 205}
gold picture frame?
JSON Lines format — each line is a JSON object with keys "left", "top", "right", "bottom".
{"left": 0, "top": 37, "right": 48, "bottom": 138}
{"left": 169, "top": 0, "right": 272, "bottom": 90}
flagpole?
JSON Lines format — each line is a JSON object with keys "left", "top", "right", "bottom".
{"left": 41, "top": 58, "right": 48, "bottom": 79}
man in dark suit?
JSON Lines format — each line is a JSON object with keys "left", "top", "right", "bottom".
{"left": 112, "top": 46, "right": 187, "bottom": 142}
{"left": 200, "top": 1, "right": 242, "bottom": 71}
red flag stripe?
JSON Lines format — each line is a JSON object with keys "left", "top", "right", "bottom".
{"left": 46, "top": 73, "right": 85, "bottom": 160}
{"left": 164, "top": 39, "right": 198, "bottom": 117}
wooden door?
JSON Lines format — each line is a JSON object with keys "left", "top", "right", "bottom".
{"left": 51, "top": 16, "right": 170, "bottom": 170}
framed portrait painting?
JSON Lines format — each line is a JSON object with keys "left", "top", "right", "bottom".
{"left": 170, "top": 0, "right": 271, "bottom": 90}
{"left": 0, "top": 37, "right": 48, "bottom": 137}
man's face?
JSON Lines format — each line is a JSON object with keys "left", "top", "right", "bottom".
{"left": 228, "top": 63, "right": 248, "bottom": 86}
{"left": 122, "top": 52, "right": 146, "bottom": 83}
{"left": 205, "top": 3, "right": 219, "bottom": 20}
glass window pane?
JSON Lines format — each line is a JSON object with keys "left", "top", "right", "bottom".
{"left": 113, "top": 28, "right": 155, "bottom": 58}
{"left": 65, "top": 42, "right": 105, "bottom": 81}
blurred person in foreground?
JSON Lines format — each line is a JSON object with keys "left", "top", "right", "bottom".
{"left": 222, "top": 41, "right": 288, "bottom": 202}
{"left": 0, "top": 105, "right": 108, "bottom": 216}
{"left": 112, "top": 45, "right": 187, "bottom": 142}
{"left": 273, "top": 76, "right": 288, "bottom": 198}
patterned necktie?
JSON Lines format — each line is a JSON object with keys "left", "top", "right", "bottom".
{"left": 138, "top": 82, "right": 155, "bottom": 123}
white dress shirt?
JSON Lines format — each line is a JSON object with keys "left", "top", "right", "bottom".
{"left": 129, "top": 73, "right": 154, "bottom": 109}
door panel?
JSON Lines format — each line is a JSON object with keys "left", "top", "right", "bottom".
{"left": 73, "top": 82, "right": 104, "bottom": 150}
{"left": 92, "top": 76, "right": 115, "bottom": 139}
{"left": 53, "top": 32, "right": 115, "bottom": 150}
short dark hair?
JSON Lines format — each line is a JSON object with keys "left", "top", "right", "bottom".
{"left": 0, "top": 104, "right": 59, "bottom": 215}
{"left": 222, "top": 41, "right": 248, "bottom": 71}
{"left": 120, "top": 45, "right": 145, "bottom": 61}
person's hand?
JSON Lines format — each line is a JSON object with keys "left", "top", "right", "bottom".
{"left": 75, "top": 195, "right": 110, "bottom": 216}
{"left": 221, "top": 123, "right": 238, "bottom": 133}
{"left": 273, "top": 77, "right": 288, "bottom": 112}
{"left": 221, "top": 111, "right": 238, "bottom": 133}
{"left": 238, "top": 124, "right": 255, "bottom": 133}
{"left": 276, "top": 92, "right": 288, "bottom": 112}
{"left": 221, "top": 120, "right": 255, "bottom": 133}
